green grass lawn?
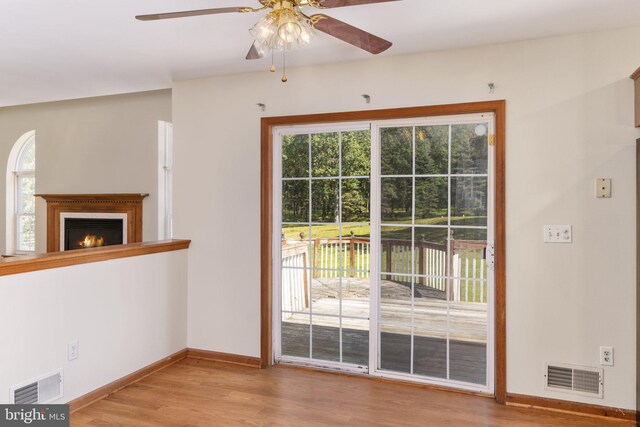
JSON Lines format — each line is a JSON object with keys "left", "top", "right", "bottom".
{"left": 282, "top": 216, "right": 486, "bottom": 240}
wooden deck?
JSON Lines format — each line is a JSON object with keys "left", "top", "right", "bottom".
{"left": 285, "top": 276, "right": 488, "bottom": 341}
{"left": 281, "top": 277, "right": 488, "bottom": 385}
{"left": 282, "top": 323, "right": 486, "bottom": 385}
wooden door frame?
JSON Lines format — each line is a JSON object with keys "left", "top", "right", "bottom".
{"left": 260, "top": 100, "right": 507, "bottom": 403}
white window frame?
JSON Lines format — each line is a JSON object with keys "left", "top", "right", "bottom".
{"left": 6, "top": 130, "right": 36, "bottom": 255}
{"left": 158, "top": 121, "right": 173, "bottom": 240}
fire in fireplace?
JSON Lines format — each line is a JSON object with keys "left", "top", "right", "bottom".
{"left": 64, "top": 218, "right": 124, "bottom": 251}
{"left": 78, "top": 234, "right": 105, "bottom": 248}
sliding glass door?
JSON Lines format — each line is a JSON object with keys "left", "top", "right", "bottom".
{"left": 372, "top": 114, "right": 494, "bottom": 392}
{"left": 274, "top": 124, "right": 372, "bottom": 371}
{"left": 274, "top": 114, "right": 495, "bottom": 393}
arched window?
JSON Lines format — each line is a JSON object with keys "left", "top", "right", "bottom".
{"left": 6, "top": 131, "right": 36, "bottom": 253}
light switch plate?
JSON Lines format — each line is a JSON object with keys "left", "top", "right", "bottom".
{"left": 544, "top": 225, "right": 572, "bottom": 243}
{"left": 596, "top": 178, "right": 611, "bottom": 198}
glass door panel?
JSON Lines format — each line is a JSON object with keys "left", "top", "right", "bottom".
{"left": 277, "top": 126, "right": 371, "bottom": 370}
{"left": 375, "top": 116, "right": 493, "bottom": 391}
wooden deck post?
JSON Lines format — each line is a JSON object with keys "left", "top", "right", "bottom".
{"left": 302, "top": 251, "right": 309, "bottom": 308}
{"left": 349, "top": 238, "right": 356, "bottom": 277}
{"left": 418, "top": 244, "right": 425, "bottom": 286}
{"left": 313, "top": 239, "right": 319, "bottom": 278}
{"left": 385, "top": 241, "right": 393, "bottom": 280}
{"left": 448, "top": 239, "right": 455, "bottom": 301}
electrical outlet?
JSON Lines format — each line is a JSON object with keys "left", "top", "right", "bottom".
{"left": 596, "top": 178, "right": 611, "bottom": 198}
{"left": 600, "top": 346, "right": 613, "bottom": 366}
{"left": 68, "top": 340, "right": 79, "bottom": 361}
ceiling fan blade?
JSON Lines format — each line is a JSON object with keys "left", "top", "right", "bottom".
{"left": 136, "top": 7, "right": 251, "bottom": 21}
{"left": 312, "top": 15, "right": 392, "bottom": 54}
{"left": 246, "top": 42, "right": 264, "bottom": 60}
{"left": 313, "top": 0, "right": 400, "bottom": 8}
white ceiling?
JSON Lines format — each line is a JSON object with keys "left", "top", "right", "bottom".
{"left": 3, "top": 0, "right": 640, "bottom": 107}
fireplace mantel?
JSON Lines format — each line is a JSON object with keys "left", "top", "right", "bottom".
{"left": 36, "top": 194, "right": 149, "bottom": 253}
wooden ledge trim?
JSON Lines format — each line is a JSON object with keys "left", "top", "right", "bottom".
{"left": 69, "top": 349, "right": 188, "bottom": 413}
{"left": 506, "top": 393, "right": 637, "bottom": 422}
{"left": 261, "top": 100, "right": 507, "bottom": 127}
{"left": 36, "top": 193, "right": 149, "bottom": 202}
{"left": 186, "top": 348, "right": 262, "bottom": 368}
{"left": 630, "top": 66, "right": 640, "bottom": 81}
{"left": 0, "top": 240, "right": 191, "bottom": 277}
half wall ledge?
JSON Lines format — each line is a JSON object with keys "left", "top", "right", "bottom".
{"left": 0, "top": 240, "right": 190, "bottom": 277}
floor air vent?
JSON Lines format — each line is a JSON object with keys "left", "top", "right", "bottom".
{"left": 10, "top": 369, "right": 63, "bottom": 404}
{"left": 545, "top": 363, "right": 603, "bottom": 398}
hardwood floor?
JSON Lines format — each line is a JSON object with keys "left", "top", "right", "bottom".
{"left": 71, "top": 358, "right": 630, "bottom": 426}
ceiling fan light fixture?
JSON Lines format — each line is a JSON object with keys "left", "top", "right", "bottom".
{"left": 136, "top": 0, "right": 397, "bottom": 84}
{"left": 278, "top": 17, "right": 302, "bottom": 43}
{"left": 249, "top": 12, "right": 277, "bottom": 45}
{"left": 276, "top": 9, "right": 305, "bottom": 45}
{"left": 249, "top": 7, "right": 315, "bottom": 51}
{"left": 295, "top": 18, "right": 315, "bottom": 45}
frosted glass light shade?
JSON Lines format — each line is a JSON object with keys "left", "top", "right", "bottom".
{"left": 250, "top": 9, "right": 315, "bottom": 51}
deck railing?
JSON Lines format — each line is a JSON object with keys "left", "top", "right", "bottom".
{"left": 282, "top": 237, "right": 488, "bottom": 303}
{"left": 281, "top": 243, "right": 310, "bottom": 313}
{"left": 312, "top": 238, "right": 370, "bottom": 278}
{"left": 451, "top": 240, "right": 488, "bottom": 304}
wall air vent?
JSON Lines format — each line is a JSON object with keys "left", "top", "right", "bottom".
{"left": 10, "top": 369, "right": 63, "bottom": 404}
{"left": 13, "top": 382, "right": 38, "bottom": 404}
{"left": 544, "top": 363, "right": 603, "bottom": 398}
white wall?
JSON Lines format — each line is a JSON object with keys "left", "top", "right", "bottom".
{"left": 0, "top": 249, "right": 188, "bottom": 403}
{"left": 0, "top": 90, "right": 172, "bottom": 253}
{"left": 173, "top": 26, "right": 640, "bottom": 409}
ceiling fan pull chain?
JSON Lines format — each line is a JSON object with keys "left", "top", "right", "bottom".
{"left": 270, "top": 49, "right": 276, "bottom": 73}
{"left": 281, "top": 47, "right": 288, "bottom": 83}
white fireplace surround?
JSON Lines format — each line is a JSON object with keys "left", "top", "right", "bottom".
{"left": 59, "top": 212, "right": 128, "bottom": 251}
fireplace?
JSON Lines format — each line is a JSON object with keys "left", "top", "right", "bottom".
{"left": 62, "top": 214, "right": 126, "bottom": 251}
{"left": 37, "top": 194, "right": 148, "bottom": 252}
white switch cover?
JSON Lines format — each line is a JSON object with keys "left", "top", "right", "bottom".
{"left": 596, "top": 178, "right": 611, "bottom": 198}
{"left": 544, "top": 225, "right": 572, "bottom": 243}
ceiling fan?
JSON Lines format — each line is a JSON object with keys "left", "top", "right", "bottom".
{"left": 136, "top": 0, "right": 400, "bottom": 82}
